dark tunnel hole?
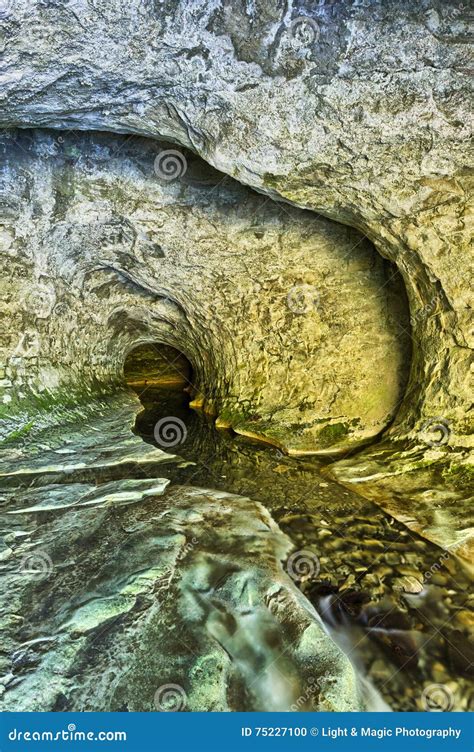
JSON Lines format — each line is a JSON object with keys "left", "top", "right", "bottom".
{"left": 124, "top": 342, "right": 197, "bottom": 442}
{"left": 124, "top": 342, "right": 194, "bottom": 390}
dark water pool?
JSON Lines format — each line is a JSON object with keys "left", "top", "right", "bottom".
{"left": 131, "top": 385, "right": 473, "bottom": 712}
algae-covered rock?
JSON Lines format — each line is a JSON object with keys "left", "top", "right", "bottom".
{"left": 0, "top": 465, "right": 362, "bottom": 711}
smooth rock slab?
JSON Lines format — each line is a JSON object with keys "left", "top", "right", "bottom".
{"left": 0, "top": 482, "right": 363, "bottom": 712}
{"left": 0, "top": 391, "right": 180, "bottom": 487}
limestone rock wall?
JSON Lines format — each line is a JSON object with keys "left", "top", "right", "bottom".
{"left": 0, "top": 130, "right": 410, "bottom": 453}
{"left": 0, "top": 0, "right": 471, "bottom": 448}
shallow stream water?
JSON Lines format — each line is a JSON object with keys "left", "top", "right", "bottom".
{"left": 1, "top": 383, "right": 472, "bottom": 712}
{"left": 131, "top": 385, "right": 473, "bottom": 712}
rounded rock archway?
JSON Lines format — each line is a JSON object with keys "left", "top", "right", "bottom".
{"left": 124, "top": 343, "right": 194, "bottom": 390}
{"left": 1, "top": 130, "right": 412, "bottom": 455}
{"left": 2, "top": 0, "right": 470, "bottom": 449}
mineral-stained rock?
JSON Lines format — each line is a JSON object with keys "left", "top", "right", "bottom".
{"left": 0, "top": 0, "right": 471, "bottom": 447}
{"left": 0, "top": 129, "right": 410, "bottom": 453}
{"left": 326, "top": 442, "right": 474, "bottom": 561}
{"left": 0, "top": 367, "right": 470, "bottom": 712}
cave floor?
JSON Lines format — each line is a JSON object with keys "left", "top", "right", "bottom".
{"left": 0, "top": 387, "right": 472, "bottom": 712}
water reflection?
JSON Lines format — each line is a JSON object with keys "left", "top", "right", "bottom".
{"left": 131, "top": 385, "right": 473, "bottom": 711}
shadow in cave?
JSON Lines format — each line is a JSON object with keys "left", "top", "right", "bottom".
{"left": 124, "top": 342, "right": 194, "bottom": 390}
{"left": 123, "top": 342, "right": 208, "bottom": 456}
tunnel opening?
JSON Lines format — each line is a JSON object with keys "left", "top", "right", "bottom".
{"left": 123, "top": 342, "right": 194, "bottom": 390}
{"left": 124, "top": 342, "right": 197, "bottom": 444}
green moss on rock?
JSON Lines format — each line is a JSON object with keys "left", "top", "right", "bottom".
{"left": 317, "top": 423, "right": 350, "bottom": 448}
{"left": 442, "top": 462, "right": 474, "bottom": 490}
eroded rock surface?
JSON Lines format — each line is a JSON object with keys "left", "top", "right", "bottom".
{"left": 0, "top": 129, "right": 410, "bottom": 453}
{"left": 327, "top": 442, "right": 474, "bottom": 562}
{"left": 1, "top": 0, "right": 471, "bottom": 446}
{"left": 0, "top": 0, "right": 472, "bottom": 715}
{"left": 0, "top": 390, "right": 180, "bottom": 485}
{"left": 1, "top": 388, "right": 471, "bottom": 712}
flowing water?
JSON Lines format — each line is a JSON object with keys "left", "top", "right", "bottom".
{"left": 130, "top": 384, "right": 473, "bottom": 712}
